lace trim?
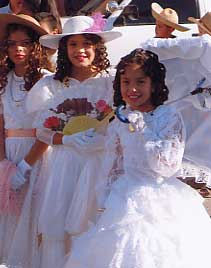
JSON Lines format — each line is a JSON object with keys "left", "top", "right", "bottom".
{"left": 180, "top": 161, "right": 211, "bottom": 185}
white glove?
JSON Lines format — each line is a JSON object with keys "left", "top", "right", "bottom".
{"left": 10, "top": 159, "right": 32, "bottom": 191}
{"left": 62, "top": 129, "right": 105, "bottom": 151}
{"left": 128, "top": 111, "right": 145, "bottom": 131}
{"left": 36, "top": 129, "right": 55, "bottom": 145}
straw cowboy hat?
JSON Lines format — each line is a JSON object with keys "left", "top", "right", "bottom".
{"left": 151, "top": 2, "right": 189, "bottom": 32}
{"left": 188, "top": 12, "right": 211, "bottom": 35}
{"left": 39, "top": 15, "right": 122, "bottom": 49}
{"left": 0, "top": 13, "right": 47, "bottom": 40}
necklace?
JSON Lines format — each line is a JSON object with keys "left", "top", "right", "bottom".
{"left": 9, "top": 74, "right": 27, "bottom": 106}
{"left": 12, "top": 73, "right": 26, "bottom": 91}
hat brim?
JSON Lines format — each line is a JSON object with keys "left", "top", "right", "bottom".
{"left": 40, "top": 31, "right": 122, "bottom": 49}
{"left": 151, "top": 3, "right": 189, "bottom": 32}
{"left": 188, "top": 16, "right": 211, "bottom": 35}
{"left": 0, "top": 14, "right": 47, "bottom": 41}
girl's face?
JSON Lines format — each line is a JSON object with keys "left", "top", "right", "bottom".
{"left": 155, "top": 20, "right": 174, "bottom": 38}
{"left": 67, "top": 34, "right": 96, "bottom": 69}
{"left": 120, "top": 63, "right": 154, "bottom": 112}
{"left": 7, "top": 30, "right": 32, "bottom": 67}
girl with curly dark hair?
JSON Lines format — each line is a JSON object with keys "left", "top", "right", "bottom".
{"left": 0, "top": 14, "right": 52, "bottom": 268}
{"left": 113, "top": 48, "right": 169, "bottom": 108}
{"left": 63, "top": 48, "right": 211, "bottom": 268}
{"left": 25, "top": 14, "right": 121, "bottom": 268}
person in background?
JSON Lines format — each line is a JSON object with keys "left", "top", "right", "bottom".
{"left": 151, "top": 2, "right": 189, "bottom": 38}
{"left": 142, "top": 15, "right": 211, "bottom": 200}
{"left": 35, "top": 12, "right": 62, "bottom": 70}
{"left": 0, "top": 0, "right": 40, "bottom": 15}
{"left": 188, "top": 12, "right": 211, "bottom": 36}
{"left": 0, "top": 0, "right": 61, "bottom": 19}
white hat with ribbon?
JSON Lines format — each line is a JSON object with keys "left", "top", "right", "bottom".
{"left": 40, "top": 14, "right": 122, "bottom": 49}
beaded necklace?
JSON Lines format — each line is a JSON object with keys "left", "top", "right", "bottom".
{"left": 9, "top": 73, "right": 26, "bottom": 106}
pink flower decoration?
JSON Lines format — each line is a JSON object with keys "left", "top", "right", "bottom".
{"left": 96, "top": 99, "right": 108, "bottom": 112}
{"left": 84, "top": 12, "right": 106, "bottom": 32}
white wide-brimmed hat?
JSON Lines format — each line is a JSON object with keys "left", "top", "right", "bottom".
{"left": 151, "top": 2, "right": 189, "bottom": 32}
{"left": 0, "top": 13, "right": 47, "bottom": 41}
{"left": 188, "top": 12, "right": 211, "bottom": 35}
{"left": 40, "top": 15, "right": 122, "bottom": 49}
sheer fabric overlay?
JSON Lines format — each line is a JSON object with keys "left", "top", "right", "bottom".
{"left": 63, "top": 105, "right": 211, "bottom": 268}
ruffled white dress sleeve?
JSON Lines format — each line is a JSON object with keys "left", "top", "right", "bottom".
{"left": 142, "top": 35, "right": 211, "bottom": 186}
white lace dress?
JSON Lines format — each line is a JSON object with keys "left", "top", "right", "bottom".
{"left": 26, "top": 71, "right": 114, "bottom": 268}
{"left": 0, "top": 70, "right": 50, "bottom": 268}
{"left": 142, "top": 35, "right": 211, "bottom": 186}
{"left": 63, "top": 105, "right": 211, "bottom": 268}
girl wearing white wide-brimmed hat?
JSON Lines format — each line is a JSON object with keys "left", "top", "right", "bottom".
{"left": 25, "top": 13, "right": 121, "bottom": 268}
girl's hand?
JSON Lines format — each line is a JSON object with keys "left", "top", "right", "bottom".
{"left": 62, "top": 129, "right": 105, "bottom": 151}
{"left": 10, "top": 159, "right": 32, "bottom": 191}
{"left": 62, "top": 128, "right": 95, "bottom": 146}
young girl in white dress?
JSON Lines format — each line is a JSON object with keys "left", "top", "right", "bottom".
{"left": 25, "top": 15, "right": 121, "bottom": 268}
{"left": 63, "top": 48, "right": 211, "bottom": 268}
{"left": 0, "top": 14, "right": 52, "bottom": 268}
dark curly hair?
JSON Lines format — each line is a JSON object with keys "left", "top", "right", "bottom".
{"left": 113, "top": 48, "right": 169, "bottom": 108}
{"left": 0, "top": 23, "right": 52, "bottom": 94}
{"left": 54, "top": 33, "right": 110, "bottom": 83}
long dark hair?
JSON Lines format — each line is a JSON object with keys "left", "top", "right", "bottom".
{"left": 113, "top": 48, "right": 169, "bottom": 107}
{"left": 54, "top": 33, "right": 110, "bottom": 84}
{"left": 0, "top": 23, "right": 51, "bottom": 94}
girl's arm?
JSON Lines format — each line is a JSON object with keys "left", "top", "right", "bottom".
{"left": 10, "top": 139, "right": 48, "bottom": 191}
{"left": 142, "top": 111, "right": 185, "bottom": 178}
{"left": 24, "top": 139, "right": 49, "bottom": 166}
{"left": 36, "top": 129, "right": 106, "bottom": 152}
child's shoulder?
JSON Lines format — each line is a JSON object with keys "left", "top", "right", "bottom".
{"left": 151, "top": 105, "right": 182, "bottom": 127}
{"left": 154, "top": 104, "right": 177, "bottom": 118}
